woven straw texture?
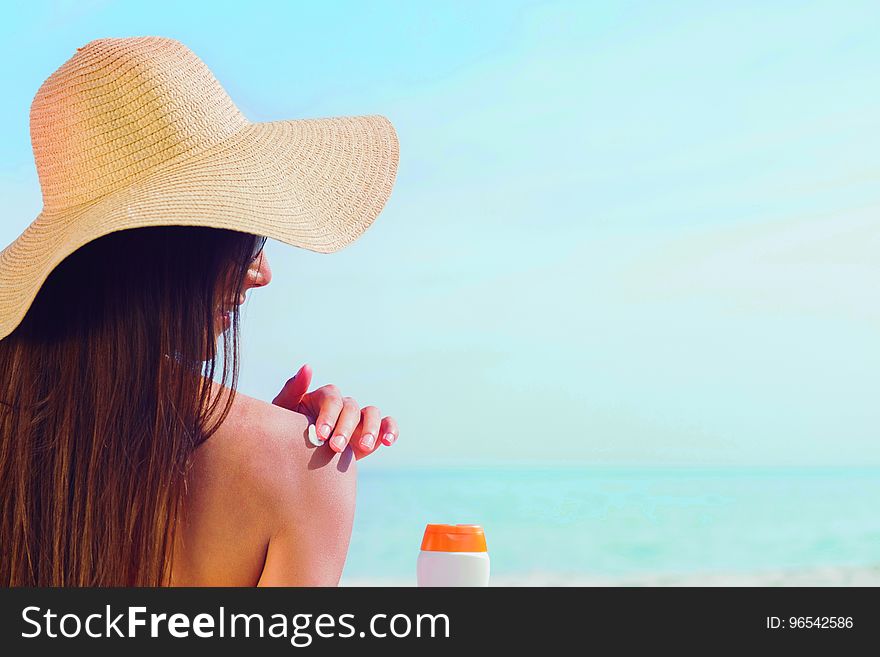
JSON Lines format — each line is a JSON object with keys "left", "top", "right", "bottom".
{"left": 0, "top": 36, "right": 400, "bottom": 340}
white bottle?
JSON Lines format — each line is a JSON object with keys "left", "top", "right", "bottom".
{"left": 417, "top": 524, "right": 490, "bottom": 587}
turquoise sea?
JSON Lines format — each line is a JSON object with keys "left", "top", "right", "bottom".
{"left": 341, "top": 467, "right": 880, "bottom": 586}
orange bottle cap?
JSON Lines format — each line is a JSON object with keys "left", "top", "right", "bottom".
{"left": 420, "top": 523, "right": 488, "bottom": 552}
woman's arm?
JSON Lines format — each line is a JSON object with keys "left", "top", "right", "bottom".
{"left": 254, "top": 416, "right": 358, "bottom": 586}
{"left": 173, "top": 388, "right": 358, "bottom": 586}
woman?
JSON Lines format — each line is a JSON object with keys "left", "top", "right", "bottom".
{"left": 0, "top": 37, "right": 400, "bottom": 586}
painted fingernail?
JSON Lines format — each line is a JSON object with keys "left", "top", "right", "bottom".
{"left": 319, "top": 423, "right": 332, "bottom": 439}
{"left": 360, "top": 433, "right": 375, "bottom": 449}
{"left": 382, "top": 432, "right": 396, "bottom": 446}
{"left": 331, "top": 435, "right": 347, "bottom": 451}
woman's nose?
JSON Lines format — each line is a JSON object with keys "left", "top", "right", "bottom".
{"left": 248, "top": 254, "right": 272, "bottom": 288}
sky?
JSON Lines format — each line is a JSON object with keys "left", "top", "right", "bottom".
{"left": 1, "top": 1, "right": 878, "bottom": 468}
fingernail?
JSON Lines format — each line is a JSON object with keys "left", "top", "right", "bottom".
{"left": 382, "top": 432, "right": 396, "bottom": 446}
{"left": 320, "top": 424, "right": 331, "bottom": 439}
{"left": 331, "top": 435, "right": 347, "bottom": 452}
{"left": 360, "top": 433, "right": 375, "bottom": 449}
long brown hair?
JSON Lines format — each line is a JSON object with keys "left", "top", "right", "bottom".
{"left": 0, "top": 225, "right": 263, "bottom": 586}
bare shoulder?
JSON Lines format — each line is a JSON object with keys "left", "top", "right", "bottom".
{"left": 201, "top": 384, "right": 357, "bottom": 507}
{"left": 171, "top": 382, "right": 357, "bottom": 586}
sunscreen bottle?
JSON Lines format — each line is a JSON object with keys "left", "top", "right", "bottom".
{"left": 417, "top": 524, "right": 489, "bottom": 587}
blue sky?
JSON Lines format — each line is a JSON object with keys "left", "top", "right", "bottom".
{"left": 1, "top": 1, "right": 878, "bottom": 467}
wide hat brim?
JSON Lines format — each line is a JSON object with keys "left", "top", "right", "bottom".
{"left": 0, "top": 113, "right": 399, "bottom": 341}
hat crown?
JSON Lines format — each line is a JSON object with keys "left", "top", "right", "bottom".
{"left": 30, "top": 36, "right": 249, "bottom": 212}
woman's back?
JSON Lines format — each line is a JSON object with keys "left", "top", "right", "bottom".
{"left": 171, "top": 381, "right": 357, "bottom": 586}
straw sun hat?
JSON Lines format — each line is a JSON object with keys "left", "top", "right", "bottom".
{"left": 0, "top": 36, "right": 400, "bottom": 341}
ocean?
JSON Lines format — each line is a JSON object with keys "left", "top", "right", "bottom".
{"left": 339, "top": 466, "right": 880, "bottom": 586}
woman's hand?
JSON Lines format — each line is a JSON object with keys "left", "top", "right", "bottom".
{"left": 271, "top": 363, "right": 399, "bottom": 460}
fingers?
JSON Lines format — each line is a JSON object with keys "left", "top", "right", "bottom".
{"left": 379, "top": 416, "right": 399, "bottom": 446}
{"left": 328, "top": 396, "right": 361, "bottom": 454}
{"left": 300, "top": 379, "right": 400, "bottom": 459}
{"left": 352, "top": 413, "right": 399, "bottom": 461}
{"left": 356, "top": 406, "right": 382, "bottom": 452}
{"left": 271, "top": 363, "right": 311, "bottom": 409}
{"left": 313, "top": 384, "right": 343, "bottom": 440}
